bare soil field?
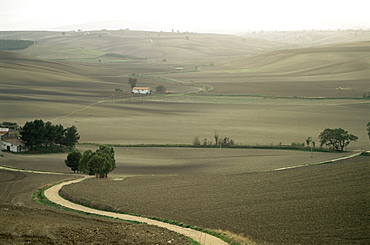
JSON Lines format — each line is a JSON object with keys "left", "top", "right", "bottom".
{"left": 0, "top": 170, "right": 193, "bottom": 244}
{"left": 61, "top": 156, "right": 370, "bottom": 245}
{"left": 0, "top": 149, "right": 354, "bottom": 176}
{"left": 1, "top": 30, "right": 369, "bottom": 244}
{"left": 165, "top": 41, "right": 370, "bottom": 97}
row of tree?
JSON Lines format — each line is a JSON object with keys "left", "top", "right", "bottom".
{"left": 193, "top": 128, "right": 361, "bottom": 151}
{"left": 65, "top": 145, "right": 116, "bottom": 178}
{"left": 20, "top": 119, "right": 80, "bottom": 151}
{"left": 193, "top": 131, "right": 235, "bottom": 147}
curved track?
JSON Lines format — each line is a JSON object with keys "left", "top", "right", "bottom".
{"left": 44, "top": 176, "right": 229, "bottom": 245}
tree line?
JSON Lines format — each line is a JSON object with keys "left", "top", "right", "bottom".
{"left": 193, "top": 127, "right": 365, "bottom": 152}
{"left": 65, "top": 145, "right": 115, "bottom": 178}
{"left": 20, "top": 119, "right": 80, "bottom": 151}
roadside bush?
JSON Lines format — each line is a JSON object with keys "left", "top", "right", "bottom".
{"left": 193, "top": 136, "right": 201, "bottom": 146}
{"left": 192, "top": 133, "right": 235, "bottom": 147}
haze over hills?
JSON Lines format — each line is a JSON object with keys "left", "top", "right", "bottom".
{"left": 1, "top": 30, "right": 369, "bottom": 99}
{"left": 0, "top": 30, "right": 284, "bottom": 61}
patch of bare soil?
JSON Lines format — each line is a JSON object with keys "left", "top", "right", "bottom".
{"left": 0, "top": 170, "right": 193, "bottom": 245}
{"left": 62, "top": 156, "right": 370, "bottom": 245}
{"left": 0, "top": 204, "right": 191, "bottom": 245}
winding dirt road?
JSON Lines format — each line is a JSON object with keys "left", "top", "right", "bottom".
{"left": 44, "top": 176, "right": 229, "bottom": 245}
{"left": 0, "top": 164, "right": 229, "bottom": 244}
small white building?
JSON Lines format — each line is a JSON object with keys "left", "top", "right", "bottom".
{"left": 132, "top": 87, "right": 152, "bottom": 94}
{"left": 1, "top": 138, "right": 28, "bottom": 153}
{"left": 0, "top": 128, "right": 28, "bottom": 153}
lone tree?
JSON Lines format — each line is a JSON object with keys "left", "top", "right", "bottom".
{"left": 319, "top": 128, "right": 358, "bottom": 151}
{"left": 155, "top": 85, "right": 167, "bottom": 94}
{"left": 65, "top": 150, "right": 82, "bottom": 173}
{"left": 128, "top": 77, "right": 137, "bottom": 89}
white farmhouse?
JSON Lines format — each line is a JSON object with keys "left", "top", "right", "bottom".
{"left": 0, "top": 128, "right": 28, "bottom": 153}
{"left": 132, "top": 87, "right": 152, "bottom": 94}
{"left": 2, "top": 138, "right": 28, "bottom": 153}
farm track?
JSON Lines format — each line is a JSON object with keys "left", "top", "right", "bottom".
{"left": 44, "top": 177, "right": 229, "bottom": 245}
{"left": 0, "top": 165, "right": 228, "bottom": 245}
{"left": 1, "top": 151, "right": 366, "bottom": 245}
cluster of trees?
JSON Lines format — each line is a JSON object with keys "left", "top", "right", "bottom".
{"left": 293, "top": 128, "right": 360, "bottom": 151}
{"left": 65, "top": 145, "right": 115, "bottom": 178}
{"left": 0, "top": 39, "right": 34, "bottom": 50}
{"left": 193, "top": 131, "right": 235, "bottom": 147}
{"left": 0, "top": 121, "right": 18, "bottom": 130}
{"left": 192, "top": 127, "right": 364, "bottom": 152}
{"left": 20, "top": 119, "right": 79, "bottom": 151}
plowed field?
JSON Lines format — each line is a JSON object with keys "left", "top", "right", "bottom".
{"left": 61, "top": 156, "right": 370, "bottom": 245}
{"left": 0, "top": 170, "right": 193, "bottom": 244}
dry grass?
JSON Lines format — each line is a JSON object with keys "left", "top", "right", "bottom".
{"left": 210, "top": 229, "right": 258, "bottom": 245}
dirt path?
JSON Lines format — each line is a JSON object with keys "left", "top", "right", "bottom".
{"left": 0, "top": 164, "right": 229, "bottom": 244}
{"left": 44, "top": 176, "right": 229, "bottom": 245}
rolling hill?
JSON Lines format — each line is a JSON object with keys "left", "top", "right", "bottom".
{"left": 0, "top": 30, "right": 283, "bottom": 61}
{"left": 164, "top": 41, "right": 370, "bottom": 97}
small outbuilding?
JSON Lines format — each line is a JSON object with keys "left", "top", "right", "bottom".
{"left": 1, "top": 138, "right": 28, "bottom": 153}
{"left": 132, "top": 87, "right": 152, "bottom": 94}
{"left": 0, "top": 128, "right": 28, "bottom": 153}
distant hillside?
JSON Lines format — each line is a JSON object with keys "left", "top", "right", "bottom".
{"left": 0, "top": 39, "right": 34, "bottom": 50}
{"left": 0, "top": 51, "right": 125, "bottom": 103}
{"left": 241, "top": 30, "right": 370, "bottom": 48}
{"left": 222, "top": 41, "right": 370, "bottom": 74}
{"left": 0, "top": 30, "right": 283, "bottom": 61}
{"left": 164, "top": 41, "right": 370, "bottom": 97}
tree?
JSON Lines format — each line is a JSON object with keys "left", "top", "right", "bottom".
{"left": 214, "top": 131, "right": 219, "bottom": 146}
{"left": 79, "top": 146, "right": 116, "bottom": 178}
{"left": 20, "top": 119, "right": 47, "bottom": 150}
{"left": 128, "top": 77, "right": 137, "bottom": 89}
{"left": 79, "top": 149, "right": 94, "bottom": 174}
{"left": 0, "top": 121, "right": 18, "bottom": 130}
{"left": 65, "top": 150, "right": 82, "bottom": 173}
{"left": 94, "top": 145, "right": 116, "bottom": 178}
{"left": 155, "top": 85, "right": 167, "bottom": 94}
{"left": 62, "top": 125, "right": 80, "bottom": 149}
{"left": 318, "top": 128, "right": 358, "bottom": 151}
{"left": 367, "top": 122, "right": 370, "bottom": 139}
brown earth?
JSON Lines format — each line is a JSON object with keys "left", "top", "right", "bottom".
{"left": 61, "top": 156, "right": 370, "bottom": 245}
{"left": 0, "top": 170, "right": 193, "bottom": 245}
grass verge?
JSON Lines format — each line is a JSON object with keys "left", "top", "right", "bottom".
{"left": 59, "top": 185, "right": 256, "bottom": 245}
{"left": 79, "top": 142, "right": 339, "bottom": 153}
{"left": 33, "top": 182, "right": 208, "bottom": 245}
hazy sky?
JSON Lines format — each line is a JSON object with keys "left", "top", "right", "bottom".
{"left": 1, "top": 0, "right": 369, "bottom": 32}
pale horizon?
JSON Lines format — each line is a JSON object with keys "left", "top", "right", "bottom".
{"left": 1, "top": 0, "right": 370, "bottom": 33}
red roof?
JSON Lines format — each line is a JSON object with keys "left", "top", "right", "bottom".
{"left": 132, "top": 87, "right": 150, "bottom": 90}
